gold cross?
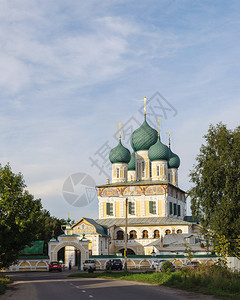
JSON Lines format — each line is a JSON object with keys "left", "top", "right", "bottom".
{"left": 68, "top": 212, "right": 70, "bottom": 218}
{"left": 155, "top": 119, "right": 162, "bottom": 136}
{"left": 140, "top": 97, "right": 150, "bottom": 116}
{"left": 166, "top": 131, "right": 173, "bottom": 147}
{"left": 117, "top": 122, "right": 123, "bottom": 140}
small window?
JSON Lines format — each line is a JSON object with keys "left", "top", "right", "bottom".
{"left": 129, "top": 202, "right": 135, "bottom": 215}
{"left": 173, "top": 203, "right": 177, "bottom": 215}
{"left": 149, "top": 161, "right": 152, "bottom": 177}
{"left": 156, "top": 165, "right": 160, "bottom": 176}
{"left": 142, "top": 230, "right": 148, "bottom": 239}
{"left": 154, "top": 230, "right": 160, "bottom": 238}
{"left": 129, "top": 230, "right": 137, "bottom": 239}
{"left": 149, "top": 201, "right": 156, "bottom": 214}
{"left": 142, "top": 161, "right": 145, "bottom": 178}
{"left": 160, "top": 165, "right": 164, "bottom": 175}
{"left": 177, "top": 229, "right": 182, "bottom": 234}
{"left": 116, "top": 168, "right": 120, "bottom": 178}
{"left": 169, "top": 202, "right": 173, "bottom": 215}
{"left": 177, "top": 205, "right": 181, "bottom": 216}
{"left": 117, "top": 231, "right": 124, "bottom": 240}
{"left": 165, "top": 229, "right": 171, "bottom": 235}
{"left": 106, "top": 203, "right": 113, "bottom": 216}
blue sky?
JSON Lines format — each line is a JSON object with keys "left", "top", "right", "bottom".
{"left": 0, "top": 0, "right": 240, "bottom": 221}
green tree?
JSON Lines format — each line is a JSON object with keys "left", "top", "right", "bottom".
{"left": 35, "top": 209, "right": 66, "bottom": 254}
{"left": 189, "top": 123, "right": 240, "bottom": 254}
{"left": 0, "top": 164, "right": 43, "bottom": 268}
{"left": 214, "top": 234, "right": 230, "bottom": 267}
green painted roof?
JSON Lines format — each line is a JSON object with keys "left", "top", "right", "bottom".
{"left": 148, "top": 136, "right": 169, "bottom": 161}
{"left": 84, "top": 217, "right": 109, "bottom": 237}
{"left": 109, "top": 140, "right": 131, "bottom": 164}
{"left": 183, "top": 216, "right": 200, "bottom": 223}
{"left": 128, "top": 152, "right": 136, "bottom": 170}
{"left": 168, "top": 148, "right": 180, "bottom": 169}
{"left": 19, "top": 241, "right": 44, "bottom": 255}
{"left": 131, "top": 118, "right": 158, "bottom": 151}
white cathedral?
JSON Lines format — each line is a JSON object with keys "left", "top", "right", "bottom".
{"left": 72, "top": 99, "right": 204, "bottom": 256}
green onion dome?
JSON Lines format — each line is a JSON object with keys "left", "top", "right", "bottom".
{"left": 168, "top": 148, "right": 180, "bottom": 169}
{"left": 131, "top": 119, "right": 158, "bottom": 151}
{"left": 109, "top": 140, "right": 131, "bottom": 164}
{"left": 148, "top": 137, "right": 169, "bottom": 161}
{"left": 128, "top": 152, "right": 136, "bottom": 170}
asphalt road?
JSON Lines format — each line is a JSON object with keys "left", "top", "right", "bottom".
{"left": 1, "top": 271, "right": 215, "bottom": 300}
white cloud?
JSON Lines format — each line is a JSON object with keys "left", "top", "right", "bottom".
{"left": 0, "top": 0, "right": 240, "bottom": 220}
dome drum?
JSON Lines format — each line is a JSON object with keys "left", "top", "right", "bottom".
{"left": 151, "top": 161, "right": 168, "bottom": 182}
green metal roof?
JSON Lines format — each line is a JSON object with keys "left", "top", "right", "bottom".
{"left": 131, "top": 119, "right": 158, "bottom": 151}
{"left": 83, "top": 217, "right": 109, "bottom": 237}
{"left": 95, "top": 217, "right": 191, "bottom": 228}
{"left": 168, "top": 148, "right": 180, "bottom": 169}
{"left": 109, "top": 140, "right": 131, "bottom": 164}
{"left": 148, "top": 136, "right": 169, "bottom": 161}
{"left": 183, "top": 216, "right": 200, "bottom": 223}
{"left": 19, "top": 241, "right": 44, "bottom": 255}
{"left": 128, "top": 152, "right": 136, "bottom": 171}
{"left": 59, "top": 234, "right": 80, "bottom": 237}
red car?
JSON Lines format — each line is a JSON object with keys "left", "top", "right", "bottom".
{"left": 49, "top": 261, "right": 62, "bottom": 272}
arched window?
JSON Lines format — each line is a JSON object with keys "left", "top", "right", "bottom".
{"left": 142, "top": 230, "right": 148, "bottom": 239}
{"left": 177, "top": 229, "right": 182, "bottom": 234}
{"left": 117, "top": 231, "right": 124, "bottom": 240}
{"left": 129, "top": 230, "right": 137, "bottom": 239}
{"left": 154, "top": 230, "right": 160, "bottom": 238}
{"left": 165, "top": 229, "right": 171, "bottom": 235}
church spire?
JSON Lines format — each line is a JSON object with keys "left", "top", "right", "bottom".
{"left": 166, "top": 131, "right": 173, "bottom": 148}
{"left": 140, "top": 97, "right": 150, "bottom": 119}
{"left": 155, "top": 119, "right": 162, "bottom": 137}
{"left": 117, "top": 122, "right": 123, "bottom": 140}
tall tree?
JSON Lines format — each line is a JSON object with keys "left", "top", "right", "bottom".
{"left": 36, "top": 209, "right": 66, "bottom": 243}
{"left": 189, "top": 123, "right": 240, "bottom": 254}
{"left": 0, "top": 164, "right": 42, "bottom": 268}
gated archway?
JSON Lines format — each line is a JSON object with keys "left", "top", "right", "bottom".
{"left": 49, "top": 239, "right": 89, "bottom": 270}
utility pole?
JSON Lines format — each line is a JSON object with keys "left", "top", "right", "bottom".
{"left": 124, "top": 197, "right": 128, "bottom": 272}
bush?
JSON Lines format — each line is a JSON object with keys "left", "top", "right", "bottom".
{"left": 161, "top": 261, "right": 174, "bottom": 273}
{"left": 0, "top": 276, "right": 11, "bottom": 294}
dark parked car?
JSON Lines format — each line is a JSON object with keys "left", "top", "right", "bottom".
{"left": 106, "top": 259, "right": 123, "bottom": 270}
{"left": 185, "top": 261, "right": 200, "bottom": 270}
{"left": 49, "top": 261, "right": 62, "bottom": 272}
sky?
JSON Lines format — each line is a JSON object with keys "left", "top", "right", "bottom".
{"left": 0, "top": 0, "right": 240, "bottom": 221}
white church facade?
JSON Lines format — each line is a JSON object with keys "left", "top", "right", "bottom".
{"left": 72, "top": 98, "right": 205, "bottom": 256}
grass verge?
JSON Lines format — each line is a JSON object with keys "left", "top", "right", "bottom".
{"left": 69, "top": 265, "right": 240, "bottom": 299}
{"left": 0, "top": 276, "right": 11, "bottom": 294}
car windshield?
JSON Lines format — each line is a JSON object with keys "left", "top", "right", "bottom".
{"left": 85, "top": 260, "right": 95, "bottom": 263}
{"left": 51, "top": 262, "right": 59, "bottom": 265}
{"left": 113, "top": 259, "right": 121, "bottom": 263}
